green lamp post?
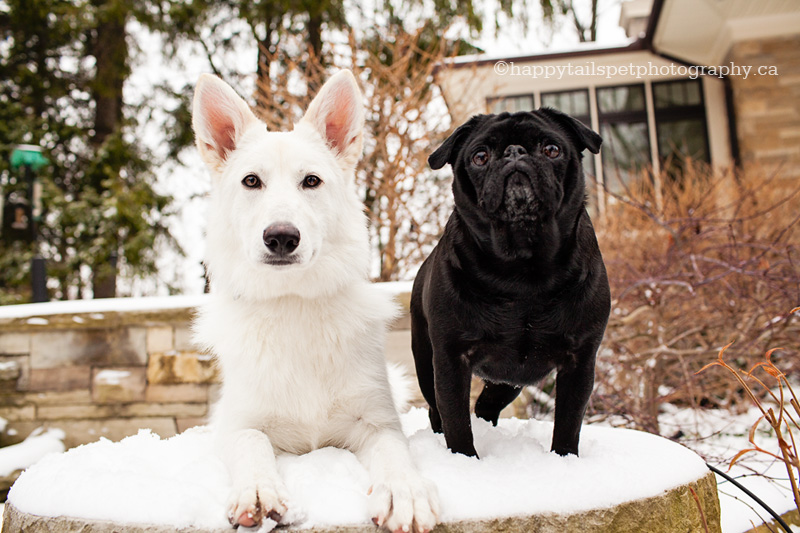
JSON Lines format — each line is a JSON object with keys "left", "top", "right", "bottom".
{"left": 10, "top": 144, "right": 49, "bottom": 303}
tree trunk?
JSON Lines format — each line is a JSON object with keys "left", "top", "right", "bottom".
{"left": 254, "top": 13, "right": 279, "bottom": 113}
{"left": 306, "top": 13, "right": 323, "bottom": 94}
{"left": 90, "top": 0, "right": 127, "bottom": 155}
{"left": 307, "top": 13, "right": 323, "bottom": 61}
{"left": 89, "top": 0, "right": 129, "bottom": 298}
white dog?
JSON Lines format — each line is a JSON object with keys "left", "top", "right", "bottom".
{"left": 191, "top": 70, "right": 439, "bottom": 533}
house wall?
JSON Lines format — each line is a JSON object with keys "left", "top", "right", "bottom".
{"left": 727, "top": 34, "right": 800, "bottom": 179}
{"left": 436, "top": 50, "right": 736, "bottom": 190}
{"left": 438, "top": 50, "right": 687, "bottom": 124}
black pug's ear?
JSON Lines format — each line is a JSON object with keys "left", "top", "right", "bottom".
{"left": 429, "top": 115, "right": 489, "bottom": 170}
{"left": 539, "top": 107, "right": 602, "bottom": 154}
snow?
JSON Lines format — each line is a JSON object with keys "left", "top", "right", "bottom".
{"left": 0, "top": 428, "right": 65, "bottom": 477}
{"left": 94, "top": 370, "right": 132, "bottom": 386}
{"left": 716, "top": 460, "right": 798, "bottom": 533}
{"left": 7, "top": 408, "right": 709, "bottom": 530}
{"left": 2, "top": 405, "right": 797, "bottom": 531}
{"left": 0, "top": 295, "right": 207, "bottom": 320}
{"left": 372, "top": 280, "right": 414, "bottom": 295}
{"left": 0, "top": 282, "right": 415, "bottom": 321}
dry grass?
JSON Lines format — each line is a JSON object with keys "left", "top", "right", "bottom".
{"left": 588, "top": 162, "right": 800, "bottom": 433}
{"left": 698, "top": 330, "right": 800, "bottom": 517}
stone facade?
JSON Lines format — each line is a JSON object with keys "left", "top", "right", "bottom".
{"left": 0, "top": 307, "right": 214, "bottom": 450}
{"left": 727, "top": 35, "right": 800, "bottom": 179}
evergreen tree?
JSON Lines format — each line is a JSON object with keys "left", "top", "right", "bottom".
{"left": 0, "top": 0, "right": 175, "bottom": 302}
{"left": 0, "top": 0, "right": 533, "bottom": 302}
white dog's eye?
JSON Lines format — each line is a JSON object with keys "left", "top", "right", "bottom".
{"left": 302, "top": 174, "right": 323, "bottom": 189}
{"left": 242, "top": 174, "right": 262, "bottom": 189}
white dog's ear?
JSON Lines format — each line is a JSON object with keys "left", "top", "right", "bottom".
{"left": 192, "top": 74, "right": 260, "bottom": 172}
{"left": 300, "top": 70, "right": 365, "bottom": 171}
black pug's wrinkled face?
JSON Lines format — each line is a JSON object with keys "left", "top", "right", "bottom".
{"left": 467, "top": 115, "right": 567, "bottom": 225}
{"left": 432, "top": 109, "right": 602, "bottom": 226}
{"left": 429, "top": 109, "right": 602, "bottom": 258}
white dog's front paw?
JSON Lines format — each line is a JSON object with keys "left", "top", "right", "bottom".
{"left": 227, "top": 479, "right": 290, "bottom": 529}
{"left": 368, "top": 474, "right": 440, "bottom": 533}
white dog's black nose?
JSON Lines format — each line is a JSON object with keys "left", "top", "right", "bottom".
{"left": 504, "top": 145, "right": 527, "bottom": 159}
{"left": 263, "top": 223, "right": 300, "bottom": 255}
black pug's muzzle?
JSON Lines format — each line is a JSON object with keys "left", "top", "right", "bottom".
{"left": 478, "top": 144, "right": 556, "bottom": 225}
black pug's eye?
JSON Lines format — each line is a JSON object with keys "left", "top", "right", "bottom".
{"left": 302, "top": 174, "right": 322, "bottom": 189}
{"left": 242, "top": 174, "right": 262, "bottom": 189}
{"left": 542, "top": 144, "right": 561, "bottom": 159}
{"left": 471, "top": 150, "right": 489, "bottom": 166}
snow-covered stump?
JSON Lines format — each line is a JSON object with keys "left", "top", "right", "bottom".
{"left": 3, "top": 474, "right": 719, "bottom": 533}
{"left": 2, "top": 409, "right": 720, "bottom": 533}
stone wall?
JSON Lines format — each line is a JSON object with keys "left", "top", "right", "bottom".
{"left": 727, "top": 35, "right": 800, "bottom": 179}
{"left": 0, "top": 294, "right": 413, "bottom": 451}
{"left": 0, "top": 303, "right": 216, "bottom": 449}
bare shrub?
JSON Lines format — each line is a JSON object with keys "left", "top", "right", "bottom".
{"left": 588, "top": 162, "right": 800, "bottom": 433}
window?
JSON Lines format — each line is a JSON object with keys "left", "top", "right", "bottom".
{"left": 487, "top": 94, "right": 534, "bottom": 113}
{"left": 653, "top": 79, "right": 709, "bottom": 178}
{"left": 597, "top": 84, "right": 651, "bottom": 195}
{"left": 653, "top": 79, "right": 702, "bottom": 108}
{"left": 541, "top": 90, "right": 589, "bottom": 120}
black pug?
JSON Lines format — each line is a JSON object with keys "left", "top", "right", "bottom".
{"left": 411, "top": 108, "right": 611, "bottom": 458}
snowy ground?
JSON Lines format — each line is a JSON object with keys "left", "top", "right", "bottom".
{"left": 0, "top": 427, "right": 65, "bottom": 528}
{"left": 0, "top": 406, "right": 797, "bottom": 531}
{"left": 589, "top": 403, "right": 799, "bottom": 532}
{"left": 0, "top": 428, "right": 64, "bottom": 478}
{"left": 7, "top": 408, "right": 710, "bottom": 530}
{"left": 658, "top": 404, "right": 799, "bottom": 532}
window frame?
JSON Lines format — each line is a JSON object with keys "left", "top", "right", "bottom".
{"left": 595, "top": 83, "right": 649, "bottom": 125}
{"left": 540, "top": 88, "right": 591, "bottom": 124}
{"left": 595, "top": 83, "right": 652, "bottom": 194}
{"left": 486, "top": 93, "right": 535, "bottom": 114}
{"left": 651, "top": 78, "right": 711, "bottom": 165}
